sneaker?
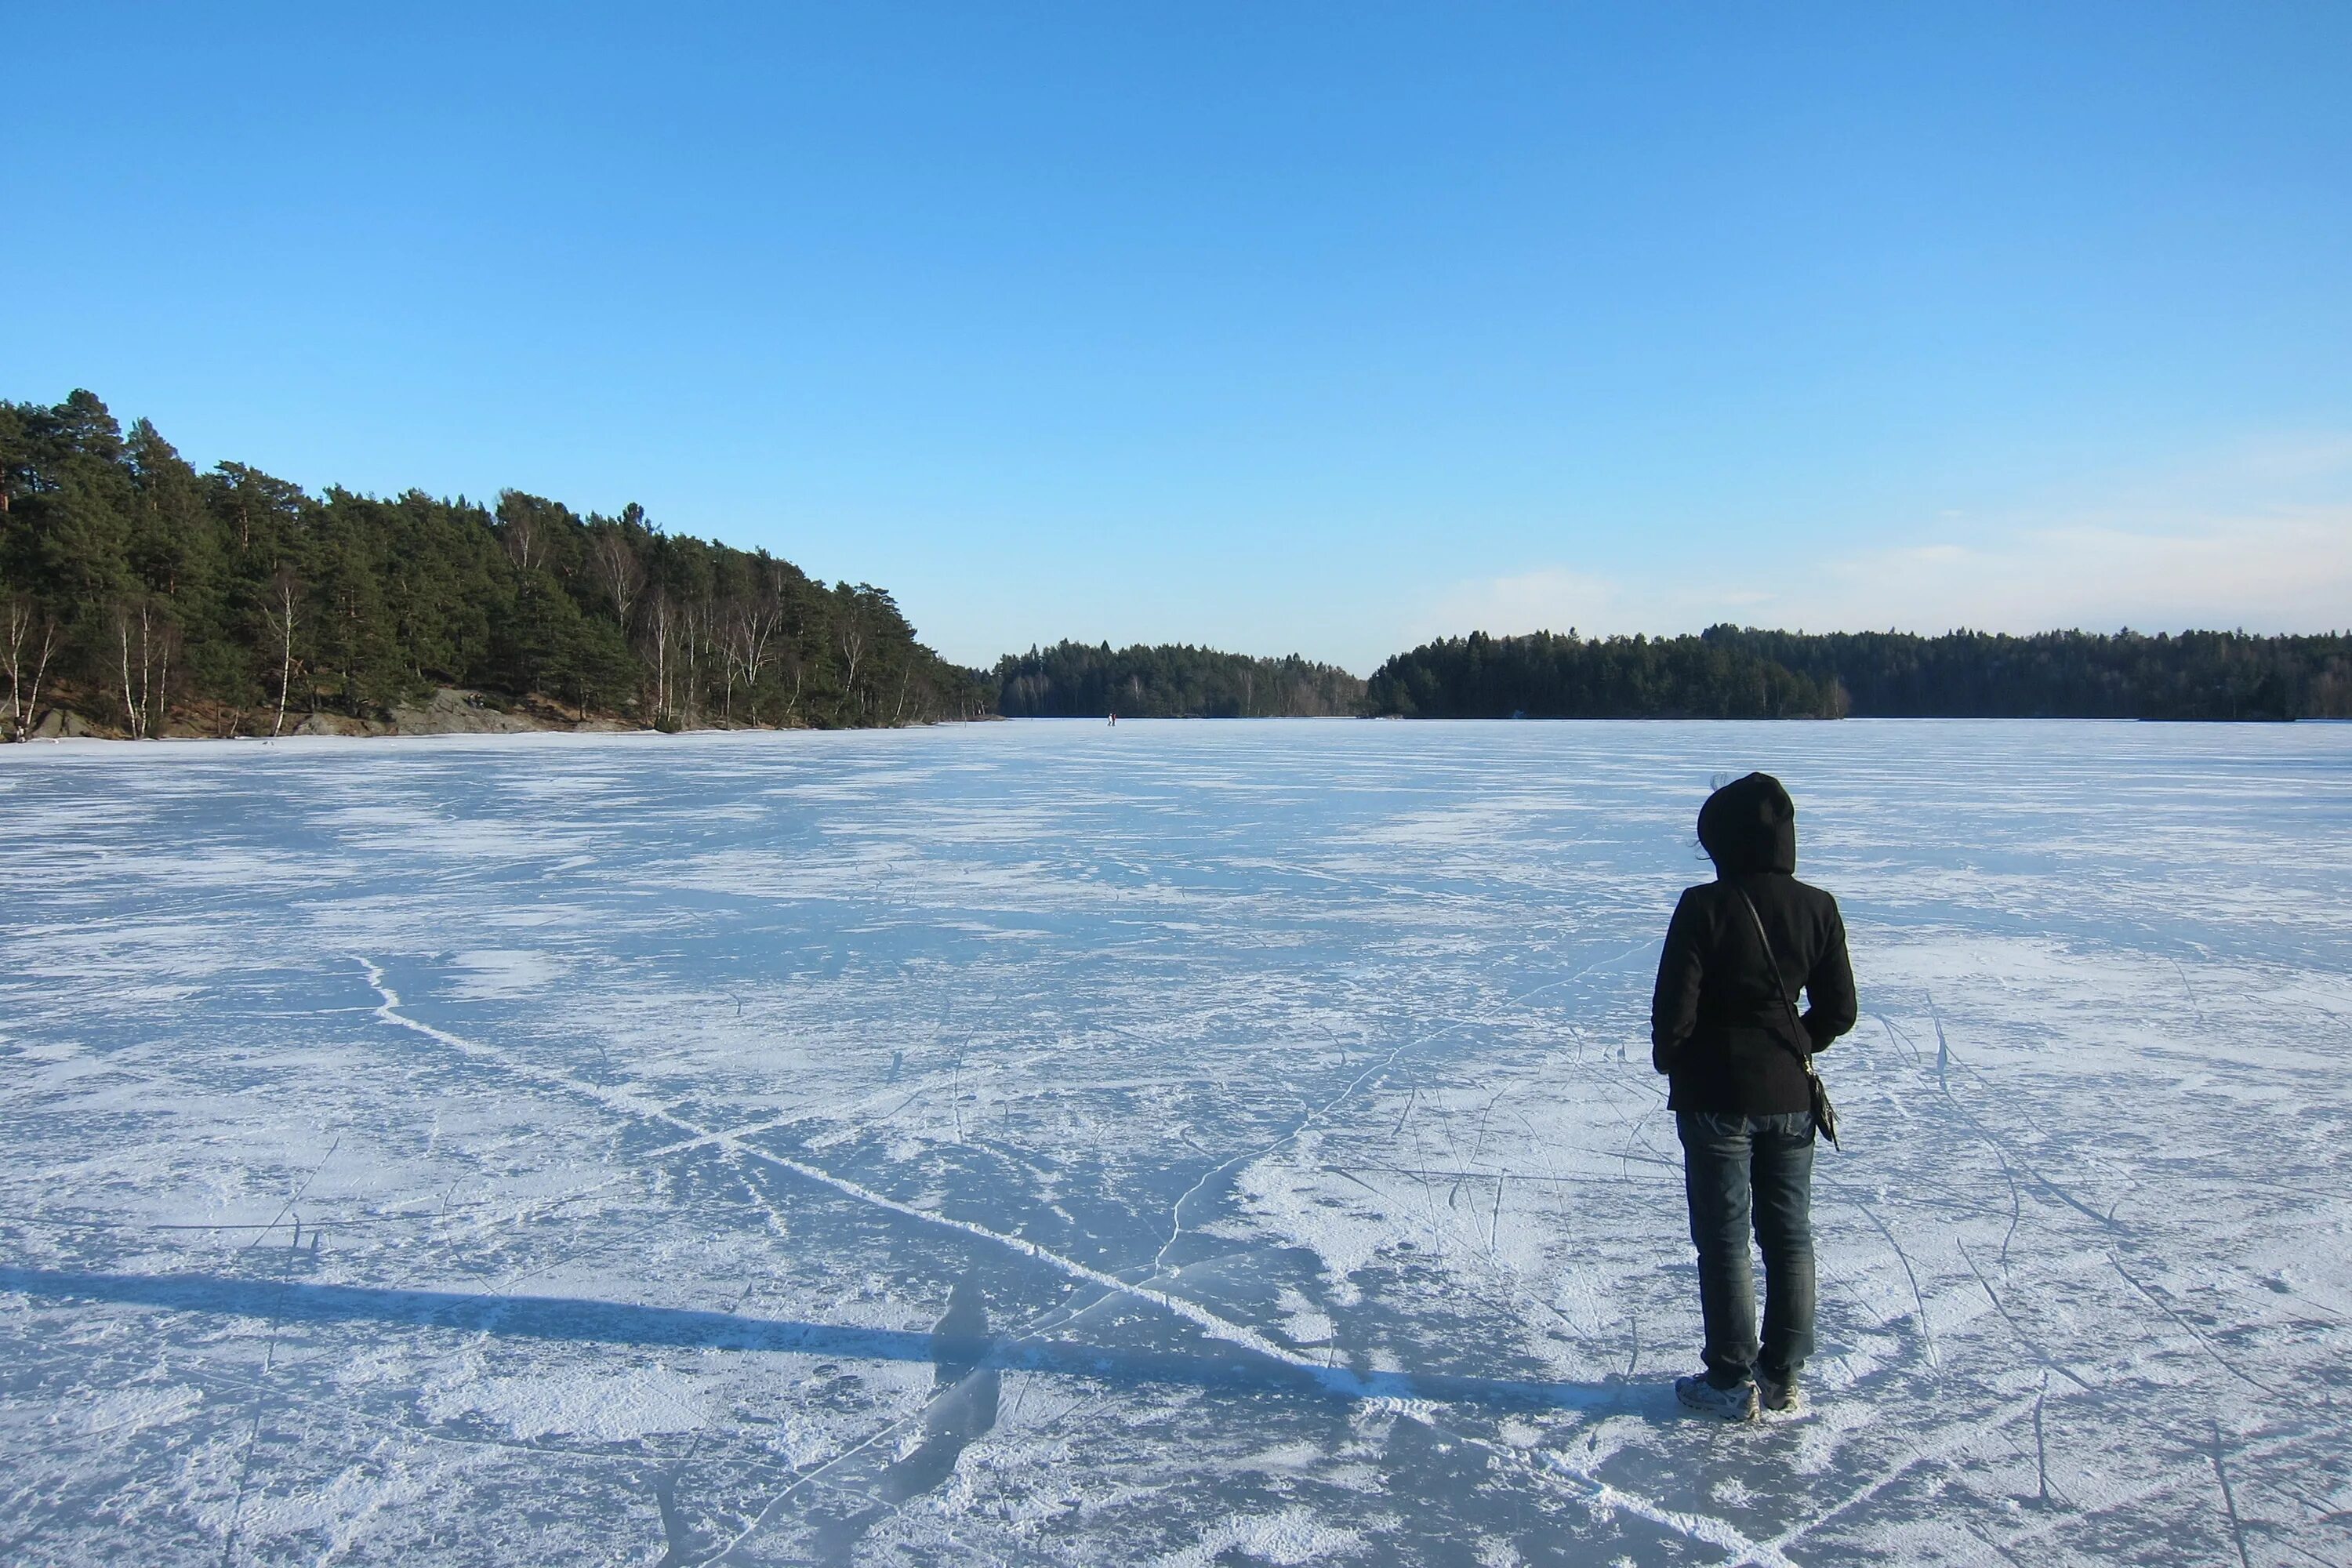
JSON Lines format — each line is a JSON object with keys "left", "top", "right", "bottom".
{"left": 1675, "top": 1374, "right": 1758, "bottom": 1421}
{"left": 1755, "top": 1370, "right": 1802, "bottom": 1415}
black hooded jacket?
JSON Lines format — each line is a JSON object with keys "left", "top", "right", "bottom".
{"left": 1650, "top": 772, "right": 1857, "bottom": 1116}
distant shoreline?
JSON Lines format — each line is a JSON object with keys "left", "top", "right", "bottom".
{"left": 10, "top": 712, "right": 2329, "bottom": 753}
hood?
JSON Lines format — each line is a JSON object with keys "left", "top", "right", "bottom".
{"left": 1697, "top": 771, "right": 1797, "bottom": 875}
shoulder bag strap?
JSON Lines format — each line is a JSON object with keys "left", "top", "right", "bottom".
{"left": 1734, "top": 885, "right": 1817, "bottom": 1082}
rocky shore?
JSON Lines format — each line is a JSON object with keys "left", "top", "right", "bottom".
{"left": 18, "top": 688, "right": 642, "bottom": 741}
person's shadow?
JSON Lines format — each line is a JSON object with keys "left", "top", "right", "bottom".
{"left": 5, "top": 1261, "right": 1651, "bottom": 1412}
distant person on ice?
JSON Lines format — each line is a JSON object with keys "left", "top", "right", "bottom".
{"left": 1650, "top": 771, "right": 1856, "bottom": 1420}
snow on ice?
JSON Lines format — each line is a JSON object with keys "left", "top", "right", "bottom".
{"left": 1, "top": 719, "right": 2347, "bottom": 1565}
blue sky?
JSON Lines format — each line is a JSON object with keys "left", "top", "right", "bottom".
{"left": 9, "top": 3, "right": 2349, "bottom": 671}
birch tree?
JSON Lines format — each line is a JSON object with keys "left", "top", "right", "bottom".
{"left": 591, "top": 526, "right": 643, "bottom": 630}
{"left": 728, "top": 582, "right": 782, "bottom": 725}
{"left": 499, "top": 498, "right": 542, "bottom": 575}
{"left": 263, "top": 566, "right": 300, "bottom": 737}
{"left": 3, "top": 597, "right": 57, "bottom": 741}
{"left": 113, "top": 597, "right": 176, "bottom": 739}
{"left": 643, "top": 589, "right": 674, "bottom": 727}
{"left": 837, "top": 603, "right": 869, "bottom": 720}
{"left": 681, "top": 596, "right": 704, "bottom": 729}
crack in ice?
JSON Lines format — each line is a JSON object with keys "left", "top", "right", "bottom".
{"left": 355, "top": 956, "right": 1347, "bottom": 1390}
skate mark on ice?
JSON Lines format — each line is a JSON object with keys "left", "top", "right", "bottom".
{"left": 1957, "top": 1243, "right": 2094, "bottom": 1393}
{"left": 1362, "top": 1400, "right": 1789, "bottom": 1568}
{"left": 1987, "top": 1135, "right": 2026, "bottom": 1272}
{"left": 2031, "top": 1371, "right": 2059, "bottom": 1508}
{"left": 2172, "top": 958, "right": 2209, "bottom": 1031}
{"left": 1926, "top": 1017, "right": 2116, "bottom": 1248}
{"left": 352, "top": 956, "right": 1407, "bottom": 1399}
{"left": 1737, "top": 1391, "right": 2044, "bottom": 1566}
{"left": 2107, "top": 1251, "right": 2294, "bottom": 1402}
{"left": 1920, "top": 990, "right": 2127, "bottom": 1241}
{"left": 1831, "top": 1181, "right": 1940, "bottom": 1372}
{"left": 1148, "top": 939, "right": 1652, "bottom": 1281}
{"left": 1524, "top": 1440, "right": 1799, "bottom": 1568}
{"left": 216, "top": 1133, "right": 343, "bottom": 1568}
{"left": 1976, "top": 1419, "right": 2325, "bottom": 1563}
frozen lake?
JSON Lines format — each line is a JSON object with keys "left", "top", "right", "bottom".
{"left": 2, "top": 719, "right": 2348, "bottom": 1566}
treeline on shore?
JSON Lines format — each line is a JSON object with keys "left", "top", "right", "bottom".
{"left": 994, "top": 641, "right": 1365, "bottom": 718}
{"left": 1363, "top": 626, "right": 2352, "bottom": 720}
{"left": 1, "top": 390, "right": 986, "bottom": 740}
{"left": 9, "top": 387, "right": 2349, "bottom": 739}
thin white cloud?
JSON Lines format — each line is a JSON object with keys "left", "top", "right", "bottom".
{"left": 1809, "top": 510, "right": 2352, "bottom": 633}
{"left": 1412, "top": 506, "right": 2352, "bottom": 648}
{"left": 1417, "top": 567, "right": 1624, "bottom": 643}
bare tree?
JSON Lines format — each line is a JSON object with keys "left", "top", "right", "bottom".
{"left": 3, "top": 597, "right": 58, "bottom": 742}
{"left": 154, "top": 618, "right": 179, "bottom": 736}
{"left": 590, "top": 528, "right": 644, "bottom": 629}
{"left": 778, "top": 630, "right": 805, "bottom": 727}
{"left": 699, "top": 585, "right": 722, "bottom": 727}
{"left": 644, "top": 589, "right": 675, "bottom": 727}
{"left": 497, "top": 491, "right": 559, "bottom": 579}
{"left": 728, "top": 579, "right": 782, "bottom": 725}
{"left": 682, "top": 595, "right": 706, "bottom": 729}
{"left": 113, "top": 597, "right": 176, "bottom": 739}
{"left": 717, "top": 603, "right": 739, "bottom": 724}
{"left": 837, "top": 606, "right": 869, "bottom": 718}
{"left": 263, "top": 566, "right": 301, "bottom": 738}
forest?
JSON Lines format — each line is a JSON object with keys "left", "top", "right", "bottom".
{"left": 0, "top": 390, "right": 987, "bottom": 739}
{"left": 993, "top": 641, "right": 1365, "bottom": 718}
{"left": 1363, "top": 626, "right": 2352, "bottom": 720}
{"left": 1362, "top": 630, "right": 1848, "bottom": 720}
{"left": 8, "top": 388, "right": 2350, "bottom": 739}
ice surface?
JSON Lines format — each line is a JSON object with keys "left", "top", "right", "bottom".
{"left": 2, "top": 719, "right": 2348, "bottom": 1566}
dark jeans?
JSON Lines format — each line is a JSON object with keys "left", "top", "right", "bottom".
{"left": 1676, "top": 1110, "right": 1816, "bottom": 1388}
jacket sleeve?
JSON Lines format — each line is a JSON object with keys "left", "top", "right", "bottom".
{"left": 1800, "top": 898, "right": 1857, "bottom": 1051}
{"left": 1650, "top": 890, "right": 1704, "bottom": 1075}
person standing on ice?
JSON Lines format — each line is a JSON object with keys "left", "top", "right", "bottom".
{"left": 1650, "top": 771, "right": 1856, "bottom": 1420}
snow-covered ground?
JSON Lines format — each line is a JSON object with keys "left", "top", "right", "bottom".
{"left": 2, "top": 718, "right": 2347, "bottom": 1566}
